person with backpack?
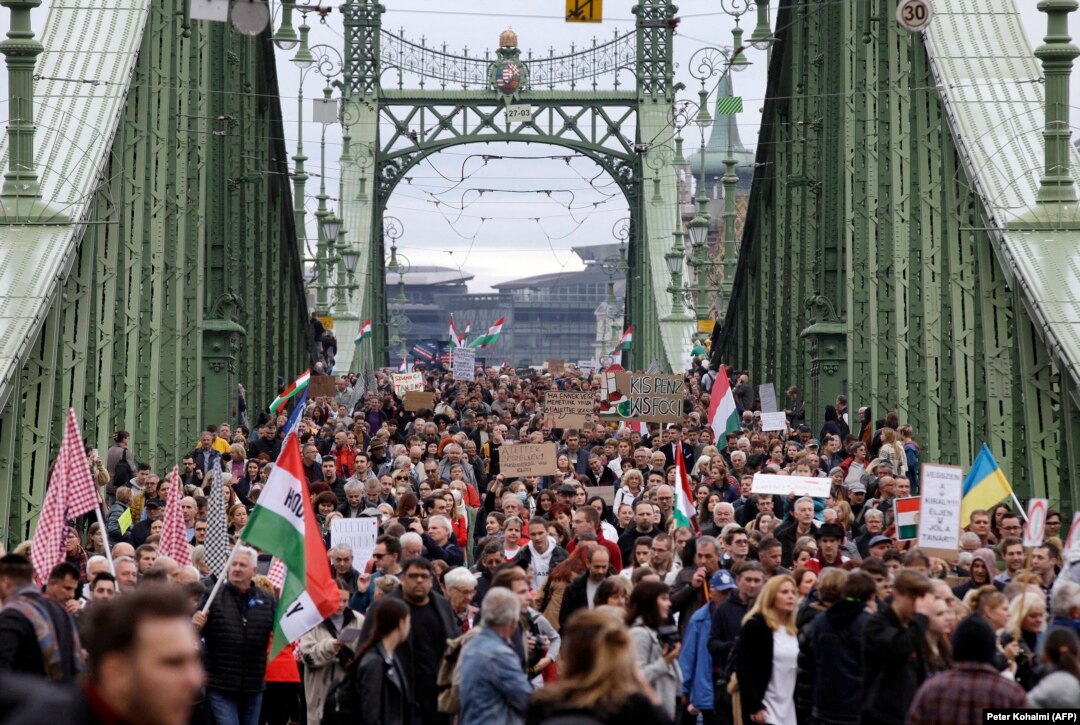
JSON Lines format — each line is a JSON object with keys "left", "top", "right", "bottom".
{"left": 106, "top": 430, "right": 136, "bottom": 500}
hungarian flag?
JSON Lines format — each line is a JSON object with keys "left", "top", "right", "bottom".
{"left": 708, "top": 366, "right": 741, "bottom": 450}
{"left": 469, "top": 316, "right": 506, "bottom": 348}
{"left": 355, "top": 319, "right": 372, "bottom": 344}
{"left": 449, "top": 314, "right": 464, "bottom": 349}
{"left": 269, "top": 370, "right": 310, "bottom": 415}
{"left": 241, "top": 431, "right": 338, "bottom": 657}
{"left": 673, "top": 443, "right": 698, "bottom": 532}
{"left": 895, "top": 497, "right": 920, "bottom": 541}
{"left": 612, "top": 326, "right": 633, "bottom": 353}
{"left": 399, "top": 357, "right": 409, "bottom": 372}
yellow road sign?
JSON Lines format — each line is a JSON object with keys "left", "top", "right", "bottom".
{"left": 566, "top": 0, "right": 602, "bottom": 23}
{"left": 317, "top": 315, "right": 334, "bottom": 330}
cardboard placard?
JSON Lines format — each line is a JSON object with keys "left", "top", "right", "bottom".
{"left": 1065, "top": 512, "right": 1080, "bottom": 555}
{"left": 404, "top": 391, "right": 435, "bottom": 412}
{"left": 330, "top": 517, "right": 379, "bottom": 571}
{"left": 917, "top": 464, "right": 964, "bottom": 558}
{"left": 499, "top": 442, "right": 558, "bottom": 477}
{"left": 586, "top": 485, "right": 615, "bottom": 507}
{"left": 543, "top": 390, "right": 595, "bottom": 429}
{"left": 547, "top": 358, "right": 565, "bottom": 374}
{"left": 452, "top": 348, "right": 476, "bottom": 381}
{"left": 751, "top": 473, "right": 831, "bottom": 498}
{"left": 308, "top": 375, "right": 337, "bottom": 398}
{"left": 597, "top": 371, "right": 685, "bottom": 423}
{"left": 759, "top": 411, "right": 787, "bottom": 432}
{"left": 577, "top": 360, "right": 598, "bottom": 372}
{"left": 758, "top": 383, "right": 778, "bottom": 413}
{"left": 392, "top": 372, "right": 424, "bottom": 397}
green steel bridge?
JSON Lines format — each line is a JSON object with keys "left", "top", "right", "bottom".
{"left": 1, "top": 0, "right": 1078, "bottom": 543}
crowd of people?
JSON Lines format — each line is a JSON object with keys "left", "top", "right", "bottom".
{"left": 1, "top": 358, "right": 1078, "bottom": 725}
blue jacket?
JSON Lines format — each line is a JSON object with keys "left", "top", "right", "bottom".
{"left": 459, "top": 626, "right": 533, "bottom": 725}
{"left": 679, "top": 601, "right": 716, "bottom": 710}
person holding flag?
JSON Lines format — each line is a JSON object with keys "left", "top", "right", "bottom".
{"left": 193, "top": 428, "right": 338, "bottom": 725}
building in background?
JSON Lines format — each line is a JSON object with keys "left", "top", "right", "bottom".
{"left": 383, "top": 245, "right": 625, "bottom": 366}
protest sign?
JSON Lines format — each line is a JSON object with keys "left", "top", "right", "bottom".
{"left": 759, "top": 412, "right": 787, "bottom": 432}
{"left": 452, "top": 348, "right": 476, "bottom": 381}
{"left": 392, "top": 371, "right": 424, "bottom": 397}
{"left": 895, "top": 497, "right": 920, "bottom": 541}
{"left": 577, "top": 360, "right": 598, "bottom": 373}
{"left": 1065, "top": 512, "right": 1080, "bottom": 554}
{"left": 751, "top": 473, "right": 830, "bottom": 498}
{"left": 330, "top": 517, "right": 378, "bottom": 571}
{"left": 759, "top": 383, "right": 778, "bottom": 413}
{"left": 597, "top": 371, "right": 684, "bottom": 423}
{"left": 308, "top": 375, "right": 337, "bottom": 398}
{"left": 547, "top": 358, "right": 565, "bottom": 374}
{"left": 1024, "top": 499, "right": 1049, "bottom": 548}
{"left": 543, "top": 390, "right": 595, "bottom": 429}
{"left": 499, "top": 442, "right": 557, "bottom": 477}
{"left": 404, "top": 391, "right": 435, "bottom": 412}
{"left": 917, "top": 464, "right": 964, "bottom": 558}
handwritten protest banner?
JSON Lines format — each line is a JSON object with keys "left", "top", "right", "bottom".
{"left": 758, "top": 383, "right": 778, "bottom": 413}
{"left": 452, "top": 348, "right": 476, "bottom": 381}
{"left": 392, "top": 372, "right": 424, "bottom": 397}
{"left": 543, "top": 390, "right": 595, "bottom": 428}
{"left": 330, "top": 517, "right": 378, "bottom": 571}
{"left": 547, "top": 358, "right": 565, "bottom": 374}
{"left": 597, "top": 371, "right": 684, "bottom": 423}
{"left": 917, "top": 464, "right": 964, "bottom": 558}
{"left": 404, "top": 391, "right": 435, "bottom": 412}
{"left": 500, "top": 442, "right": 557, "bottom": 477}
{"left": 759, "top": 412, "right": 787, "bottom": 432}
{"left": 751, "top": 473, "right": 830, "bottom": 498}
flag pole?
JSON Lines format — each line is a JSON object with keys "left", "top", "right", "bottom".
{"left": 1010, "top": 492, "right": 1028, "bottom": 521}
{"left": 199, "top": 541, "right": 243, "bottom": 614}
{"left": 93, "top": 492, "right": 117, "bottom": 581}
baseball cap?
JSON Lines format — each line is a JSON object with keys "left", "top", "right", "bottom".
{"left": 144, "top": 498, "right": 165, "bottom": 509}
{"left": 709, "top": 569, "right": 737, "bottom": 592}
{"left": 807, "top": 439, "right": 820, "bottom": 448}
{"left": 556, "top": 484, "right": 578, "bottom": 495}
{"left": 846, "top": 481, "right": 867, "bottom": 494}
{"left": 868, "top": 535, "right": 892, "bottom": 549}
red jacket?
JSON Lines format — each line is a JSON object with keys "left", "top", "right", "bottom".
{"left": 334, "top": 445, "right": 357, "bottom": 479}
{"left": 566, "top": 529, "right": 623, "bottom": 572}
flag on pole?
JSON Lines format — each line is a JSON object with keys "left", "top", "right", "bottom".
{"left": 204, "top": 466, "right": 229, "bottom": 577}
{"left": 355, "top": 319, "right": 372, "bottom": 344}
{"left": 241, "top": 432, "right": 339, "bottom": 656}
{"left": 30, "top": 409, "right": 102, "bottom": 585}
{"left": 469, "top": 316, "right": 506, "bottom": 348}
{"left": 158, "top": 466, "right": 192, "bottom": 566}
{"left": 961, "top": 443, "right": 1014, "bottom": 526}
{"left": 283, "top": 389, "right": 308, "bottom": 438}
{"left": 463, "top": 320, "right": 472, "bottom": 345}
{"left": 399, "top": 357, "right": 409, "bottom": 372}
{"left": 449, "top": 314, "right": 464, "bottom": 349}
{"left": 708, "top": 367, "right": 741, "bottom": 451}
{"left": 612, "top": 326, "right": 633, "bottom": 353}
{"left": 269, "top": 370, "right": 311, "bottom": 414}
{"left": 672, "top": 443, "right": 698, "bottom": 532}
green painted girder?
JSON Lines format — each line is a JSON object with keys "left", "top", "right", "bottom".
{"left": 719, "top": 0, "right": 1080, "bottom": 509}
{"left": 0, "top": 0, "right": 310, "bottom": 546}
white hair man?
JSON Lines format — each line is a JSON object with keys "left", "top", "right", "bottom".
{"left": 444, "top": 567, "right": 479, "bottom": 633}
{"left": 423, "top": 515, "right": 465, "bottom": 567}
{"left": 399, "top": 532, "right": 424, "bottom": 560}
{"left": 439, "top": 442, "right": 478, "bottom": 487}
{"left": 191, "top": 544, "right": 276, "bottom": 724}
{"left": 458, "top": 588, "right": 533, "bottom": 725}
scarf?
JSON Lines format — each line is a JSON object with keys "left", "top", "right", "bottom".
{"left": 3, "top": 585, "right": 83, "bottom": 680}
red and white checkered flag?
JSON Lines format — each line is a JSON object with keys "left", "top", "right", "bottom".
{"left": 158, "top": 465, "right": 191, "bottom": 566}
{"left": 30, "top": 408, "right": 100, "bottom": 585}
{"left": 267, "top": 557, "right": 287, "bottom": 594}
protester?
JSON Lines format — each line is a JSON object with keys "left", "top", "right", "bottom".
{"left": 298, "top": 583, "right": 365, "bottom": 724}
{"left": 731, "top": 574, "right": 800, "bottom": 725}
{"left": 627, "top": 580, "right": 682, "bottom": 720}
{"left": 459, "top": 587, "right": 534, "bottom": 725}
{"left": 345, "top": 597, "right": 413, "bottom": 725}
{"left": 1026, "top": 627, "right": 1080, "bottom": 708}
{"left": 0, "top": 555, "right": 82, "bottom": 682}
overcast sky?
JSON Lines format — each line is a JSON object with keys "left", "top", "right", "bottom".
{"left": 3, "top": 1, "right": 1072, "bottom": 291}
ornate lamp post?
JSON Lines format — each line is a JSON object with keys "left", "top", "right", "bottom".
{"left": 308, "top": 44, "right": 343, "bottom": 316}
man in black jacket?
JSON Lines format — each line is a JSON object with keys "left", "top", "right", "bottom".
{"left": 192, "top": 545, "right": 276, "bottom": 725}
{"left": 661, "top": 423, "right": 696, "bottom": 472}
{"left": 859, "top": 568, "right": 935, "bottom": 725}
{"left": 708, "top": 560, "right": 765, "bottom": 672}
{"left": 558, "top": 544, "right": 609, "bottom": 628}
{"left": 512, "top": 518, "right": 568, "bottom": 591}
{"left": 358, "top": 557, "right": 455, "bottom": 725}
{"left": 616, "top": 500, "right": 661, "bottom": 565}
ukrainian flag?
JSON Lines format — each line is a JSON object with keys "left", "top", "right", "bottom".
{"left": 961, "top": 443, "right": 1014, "bottom": 524}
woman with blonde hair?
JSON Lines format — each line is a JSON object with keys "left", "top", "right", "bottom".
{"left": 731, "top": 574, "right": 800, "bottom": 725}
{"left": 526, "top": 609, "right": 669, "bottom": 724}
{"left": 1007, "top": 591, "right": 1046, "bottom": 690}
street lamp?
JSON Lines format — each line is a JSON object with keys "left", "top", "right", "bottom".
{"left": 272, "top": 0, "right": 299, "bottom": 50}
{"left": 748, "top": 0, "right": 776, "bottom": 50}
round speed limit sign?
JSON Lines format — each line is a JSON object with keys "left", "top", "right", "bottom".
{"left": 896, "top": 0, "right": 933, "bottom": 32}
